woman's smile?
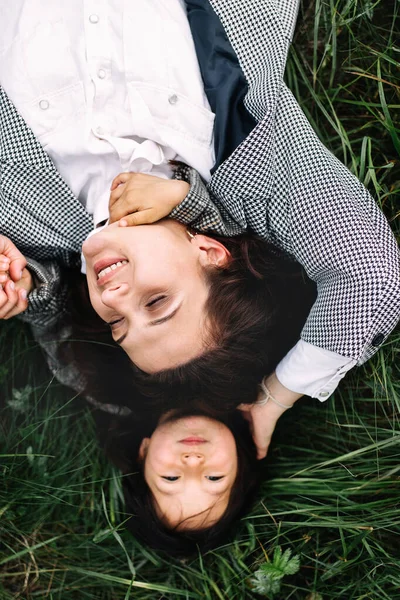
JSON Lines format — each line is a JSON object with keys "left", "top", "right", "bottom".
{"left": 82, "top": 220, "right": 229, "bottom": 372}
{"left": 95, "top": 258, "right": 129, "bottom": 286}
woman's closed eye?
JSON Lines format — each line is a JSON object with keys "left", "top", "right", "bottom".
{"left": 161, "top": 476, "right": 180, "bottom": 481}
{"left": 107, "top": 317, "right": 124, "bottom": 330}
{"left": 206, "top": 476, "right": 225, "bottom": 481}
{"left": 145, "top": 295, "right": 168, "bottom": 310}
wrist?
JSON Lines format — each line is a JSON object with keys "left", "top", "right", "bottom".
{"left": 173, "top": 180, "right": 190, "bottom": 208}
{"left": 263, "top": 372, "right": 303, "bottom": 406}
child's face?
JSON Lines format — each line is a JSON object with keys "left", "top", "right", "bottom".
{"left": 139, "top": 415, "right": 238, "bottom": 528}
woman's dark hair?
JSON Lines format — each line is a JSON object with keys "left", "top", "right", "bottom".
{"left": 95, "top": 405, "right": 261, "bottom": 557}
{"left": 59, "top": 230, "right": 315, "bottom": 554}
{"left": 63, "top": 232, "right": 315, "bottom": 414}
{"left": 134, "top": 233, "right": 316, "bottom": 412}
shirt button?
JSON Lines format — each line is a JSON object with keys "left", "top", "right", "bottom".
{"left": 95, "top": 126, "right": 104, "bottom": 136}
{"left": 39, "top": 99, "right": 49, "bottom": 110}
{"left": 168, "top": 94, "right": 178, "bottom": 105}
{"left": 89, "top": 14, "right": 99, "bottom": 24}
{"left": 97, "top": 69, "right": 106, "bottom": 79}
{"left": 319, "top": 391, "right": 330, "bottom": 398}
{"left": 372, "top": 333, "right": 385, "bottom": 347}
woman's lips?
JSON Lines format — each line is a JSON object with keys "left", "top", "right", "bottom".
{"left": 179, "top": 437, "right": 208, "bottom": 445}
{"left": 94, "top": 257, "right": 127, "bottom": 277}
{"left": 94, "top": 258, "right": 128, "bottom": 286}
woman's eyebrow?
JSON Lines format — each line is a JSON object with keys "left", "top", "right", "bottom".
{"left": 148, "top": 303, "right": 182, "bottom": 327}
{"left": 115, "top": 332, "right": 128, "bottom": 345}
{"left": 114, "top": 304, "right": 182, "bottom": 345}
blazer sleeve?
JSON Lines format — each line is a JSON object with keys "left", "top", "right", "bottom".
{"left": 171, "top": 156, "right": 400, "bottom": 371}
{"left": 18, "top": 257, "right": 70, "bottom": 329}
{"left": 178, "top": 1, "right": 399, "bottom": 390}
{"left": 272, "top": 87, "right": 400, "bottom": 365}
{"left": 170, "top": 165, "right": 243, "bottom": 236}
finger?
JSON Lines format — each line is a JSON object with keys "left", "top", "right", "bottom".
{"left": 256, "top": 445, "right": 269, "bottom": 460}
{"left": 3, "top": 287, "right": 28, "bottom": 319}
{"left": 0, "top": 238, "right": 25, "bottom": 280}
{"left": 110, "top": 172, "right": 132, "bottom": 191}
{"left": 0, "top": 255, "right": 10, "bottom": 270}
{"left": 0, "top": 272, "right": 10, "bottom": 283}
{"left": 109, "top": 185, "right": 126, "bottom": 209}
{"left": 250, "top": 416, "right": 276, "bottom": 460}
{"left": 118, "top": 210, "right": 156, "bottom": 227}
{"left": 9, "top": 260, "right": 26, "bottom": 282}
{"left": 0, "top": 280, "right": 18, "bottom": 318}
{"left": 109, "top": 197, "right": 137, "bottom": 223}
{"left": 237, "top": 403, "right": 253, "bottom": 412}
{"left": 0, "top": 243, "right": 26, "bottom": 282}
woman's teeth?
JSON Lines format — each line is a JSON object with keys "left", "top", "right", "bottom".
{"left": 97, "top": 260, "right": 128, "bottom": 280}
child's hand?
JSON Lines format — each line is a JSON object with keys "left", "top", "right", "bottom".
{"left": 0, "top": 267, "right": 32, "bottom": 319}
{"left": 109, "top": 173, "right": 190, "bottom": 227}
{"left": 0, "top": 235, "right": 27, "bottom": 282}
{"left": 0, "top": 236, "right": 31, "bottom": 319}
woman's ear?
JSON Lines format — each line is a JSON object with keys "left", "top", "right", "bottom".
{"left": 194, "top": 235, "right": 231, "bottom": 268}
{"left": 138, "top": 437, "right": 151, "bottom": 460}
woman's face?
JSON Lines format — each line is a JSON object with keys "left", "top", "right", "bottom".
{"left": 82, "top": 220, "right": 229, "bottom": 373}
{"left": 139, "top": 415, "right": 238, "bottom": 528}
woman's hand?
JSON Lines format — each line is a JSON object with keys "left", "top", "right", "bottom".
{"left": 0, "top": 236, "right": 32, "bottom": 319}
{"left": 109, "top": 172, "right": 190, "bottom": 227}
{"left": 239, "top": 372, "right": 303, "bottom": 459}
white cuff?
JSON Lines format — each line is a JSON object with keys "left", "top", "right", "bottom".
{"left": 275, "top": 340, "right": 357, "bottom": 401}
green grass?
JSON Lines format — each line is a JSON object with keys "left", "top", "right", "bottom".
{"left": 1, "top": 1, "right": 399, "bottom": 598}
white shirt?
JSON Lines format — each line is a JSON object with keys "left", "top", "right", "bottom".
{"left": 276, "top": 340, "right": 356, "bottom": 400}
{"left": 0, "top": 0, "right": 215, "bottom": 229}
{"left": 0, "top": 0, "right": 350, "bottom": 400}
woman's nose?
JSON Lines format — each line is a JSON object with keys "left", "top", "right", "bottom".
{"left": 181, "top": 453, "right": 205, "bottom": 466}
{"left": 101, "top": 284, "right": 128, "bottom": 307}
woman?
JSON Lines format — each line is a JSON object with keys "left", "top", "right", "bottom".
{"left": 0, "top": 0, "right": 399, "bottom": 551}
{"left": 1, "top": 0, "right": 398, "bottom": 425}
{"left": 0, "top": 0, "right": 314, "bottom": 552}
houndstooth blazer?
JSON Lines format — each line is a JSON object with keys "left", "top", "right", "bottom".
{"left": 171, "top": 0, "right": 400, "bottom": 364}
{"left": 0, "top": 0, "right": 399, "bottom": 368}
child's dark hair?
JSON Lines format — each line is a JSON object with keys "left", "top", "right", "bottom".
{"left": 95, "top": 405, "right": 261, "bottom": 557}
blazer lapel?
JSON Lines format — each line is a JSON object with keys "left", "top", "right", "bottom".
{"left": 185, "top": 0, "right": 296, "bottom": 227}
{"left": 0, "top": 86, "right": 92, "bottom": 265}
{"left": 185, "top": 0, "right": 257, "bottom": 172}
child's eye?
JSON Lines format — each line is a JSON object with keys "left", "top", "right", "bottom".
{"left": 161, "top": 476, "right": 180, "bottom": 481}
{"left": 206, "top": 476, "right": 224, "bottom": 481}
